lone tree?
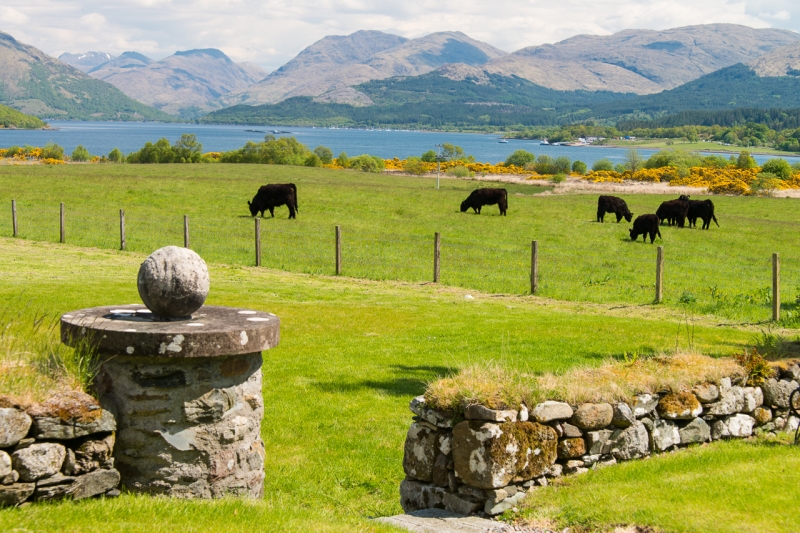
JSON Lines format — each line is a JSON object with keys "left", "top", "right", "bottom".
{"left": 624, "top": 148, "right": 643, "bottom": 173}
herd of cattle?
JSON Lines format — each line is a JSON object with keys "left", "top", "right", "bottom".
{"left": 246, "top": 184, "right": 718, "bottom": 245}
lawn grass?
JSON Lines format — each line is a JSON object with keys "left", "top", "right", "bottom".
{"left": 600, "top": 139, "right": 794, "bottom": 157}
{"left": 0, "top": 237, "right": 768, "bottom": 533}
{"left": 2, "top": 164, "right": 800, "bottom": 325}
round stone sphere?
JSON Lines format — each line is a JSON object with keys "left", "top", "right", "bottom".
{"left": 137, "top": 246, "right": 210, "bottom": 319}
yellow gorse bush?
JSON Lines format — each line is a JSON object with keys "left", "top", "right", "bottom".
{"left": 384, "top": 158, "right": 532, "bottom": 175}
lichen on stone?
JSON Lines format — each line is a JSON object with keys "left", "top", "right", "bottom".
{"left": 488, "top": 421, "right": 557, "bottom": 481}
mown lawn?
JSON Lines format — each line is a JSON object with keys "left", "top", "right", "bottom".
{"left": 0, "top": 237, "right": 776, "bottom": 533}
{"left": 1, "top": 164, "right": 800, "bottom": 324}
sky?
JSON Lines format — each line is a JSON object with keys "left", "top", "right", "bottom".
{"left": 0, "top": 0, "right": 799, "bottom": 72}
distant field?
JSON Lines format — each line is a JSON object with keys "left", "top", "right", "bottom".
{"left": 1, "top": 164, "right": 800, "bottom": 325}
{"left": 602, "top": 138, "right": 793, "bottom": 156}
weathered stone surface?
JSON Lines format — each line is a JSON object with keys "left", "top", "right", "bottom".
{"left": 457, "top": 485, "right": 487, "bottom": 500}
{"left": 518, "top": 404, "right": 529, "bottom": 422}
{"left": 484, "top": 491, "right": 526, "bottom": 516}
{"left": 1, "top": 471, "right": 19, "bottom": 485}
{"left": 633, "top": 394, "right": 659, "bottom": 418}
{"left": 137, "top": 246, "right": 210, "bottom": 318}
{"left": 563, "top": 460, "right": 589, "bottom": 475}
{"left": 465, "top": 404, "right": 517, "bottom": 423}
{"left": 431, "top": 454, "right": 449, "bottom": 488}
{"left": 12, "top": 443, "right": 66, "bottom": 482}
{"left": 65, "top": 435, "right": 115, "bottom": 476}
{"left": 403, "top": 423, "right": 442, "bottom": 482}
{"left": 649, "top": 419, "right": 680, "bottom": 452}
{"left": 442, "top": 492, "right": 481, "bottom": 515}
{"left": 787, "top": 416, "right": 800, "bottom": 432}
{"left": 742, "top": 387, "right": 764, "bottom": 413}
{"left": 0, "top": 408, "right": 32, "bottom": 448}
{"left": 585, "top": 429, "right": 613, "bottom": 455}
{"left": 571, "top": 403, "right": 614, "bottom": 430}
{"left": 609, "top": 422, "right": 649, "bottom": 461}
{"left": 781, "top": 363, "right": 800, "bottom": 381}
{"left": 546, "top": 463, "right": 563, "bottom": 478}
{"left": 447, "top": 471, "right": 459, "bottom": 493}
{"left": 705, "top": 386, "right": 745, "bottom": 416}
{"left": 399, "top": 479, "right": 446, "bottom": 512}
{"left": 753, "top": 407, "right": 773, "bottom": 425}
{"left": 32, "top": 411, "right": 116, "bottom": 441}
{"left": 611, "top": 403, "right": 634, "bottom": 428}
{"left": 557, "top": 438, "right": 586, "bottom": 459}
{"left": 531, "top": 401, "right": 573, "bottom": 423}
{"left": 36, "top": 473, "right": 76, "bottom": 487}
{"left": 0, "top": 451, "right": 11, "bottom": 478}
{"left": 409, "top": 396, "right": 454, "bottom": 429}
{"left": 561, "top": 422, "right": 582, "bottom": 438}
{"left": 657, "top": 392, "right": 702, "bottom": 420}
{"left": 712, "top": 414, "right": 756, "bottom": 439}
{"left": 679, "top": 418, "right": 710, "bottom": 444}
{"left": 0, "top": 483, "right": 35, "bottom": 507}
{"left": 452, "top": 420, "right": 557, "bottom": 489}
{"left": 67, "top": 469, "right": 121, "bottom": 500}
{"left": 484, "top": 488, "right": 507, "bottom": 503}
{"left": 761, "top": 378, "right": 799, "bottom": 408}
{"left": 692, "top": 383, "right": 719, "bottom": 403}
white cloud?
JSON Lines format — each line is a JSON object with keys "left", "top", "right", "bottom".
{"left": 0, "top": 0, "right": 796, "bottom": 73}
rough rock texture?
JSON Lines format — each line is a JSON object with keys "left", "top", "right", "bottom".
{"left": 531, "top": 401, "right": 573, "bottom": 423}
{"left": 705, "top": 386, "right": 745, "bottom": 416}
{"left": 0, "top": 483, "right": 35, "bottom": 507}
{"left": 742, "top": 387, "right": 764, "bottom": 413}
{"left": 692, "top": 383, "right": 719, "bottom": 403}
{"left": 137, "top": 246, "right": 210, "bottom": 318}
{"left": 27, "top": 391, "right": 116, "bottom": 440}
{"left": 649, "top": 419, "right": 681, "bottom": 451}
{"left": 403, "top": 423, "right": 442, "bottom": 482}
{"left": 761, "top": 379, "right": 799, "bottom": 408}
{"left": 465, "top": 404, "right": 517, "bottom": 422}
{"left": 712, "top": 414, "right": 756, "bottom": 439}
{"left": 611, "top": 403, "right": 634, "bottom": 428}
{"left": 657, "top": 392, "right": 702, "bottom": 420}
{"left": 400, "top": 478, "right": 446, "bottom": 512}
{"left": 609, "top": 422, "right": 649, "bottom": 460}
{"left": 561, "top": 423, "right": 583, "bottom": 438}
{"left": 556, "top": 438, "right": 586, "bottom": 459}
{"left": 96, "top": 352, "right": 265, "bottom": 498}
{"left": 485, "top": 491, "right": 526, "bottom": 516}
{"left": 452, "top": 421, "right": 557, "bottom": 489}
{"left": 12, "top": 443, "right": 66, "bottom": 482}
{"left": 410, "top": 396, "right": 454, "bottom": 429}
{"left": 571, "top": 403, "right": 613, "bottom": 430}
{"left": 32, "top": 412, "right": 115, "bottom": 441}
{"left": 0, "top": 451, "right": 11, "bottom": 478}
{"left": 679, "top": 418, "right": 711, "bottom": 444}
{"left": 34, "top": 469, "right": 120, "bottom": 501}
{"left": 585, "top": 429, "right": 613, "bottom": 455}
{"left": 64, "top": 434, "right": 115, "bottom": 475}
{"left": 633, "top": 394, "right": 658, "bottom": 418}
{"left": 0, "top": 408, "right": 32, "bottom": 448}
{"left": 753, "top": 407, "right": 773, "bottom": 425}
{"left": 442, "top": 492, "right": 481, "bottom": 515}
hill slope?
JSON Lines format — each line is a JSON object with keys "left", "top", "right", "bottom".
{"left": 0, "top": 31, "right": 171, "bottom": 121}
{"left": 0, "top": 103, "right": 46, "bottom": 128}
{"left": 484, "top": 24, "right": 800, "bottom": 94}
{"left": 749, "top": 40, "right": 800, "bottom": 77}
{"left": 58, "top": 51, "right": 115, "bottom": 72}
{"left": 218, "top": 30, "right": 506, "bottom": 106}
{"left": 89, "top": 49, "right": 265, "bottom": 117}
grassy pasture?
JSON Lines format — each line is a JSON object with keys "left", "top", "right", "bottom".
{"left": 2, "top": 164, "right": 800, "bottom": 325}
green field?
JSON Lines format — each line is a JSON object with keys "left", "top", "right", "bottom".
{"left": 2, "top": 164, "right": 800, "bottom": 325}
{"left": 601, "top": 139, "right": 794, "bottom": 156}
{"left": 1, "top": 164, "right": 799, "bottom": 532}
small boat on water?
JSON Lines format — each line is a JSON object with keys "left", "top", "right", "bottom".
{"left": 540, "top": 139, "right": 549, "bottom": 145}
{"left": 498, "top": 139, "right": 508, "bottom": 143}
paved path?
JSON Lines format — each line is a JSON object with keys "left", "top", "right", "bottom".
{"left": 375, "top": 509, "right": 510, "bottom": 533}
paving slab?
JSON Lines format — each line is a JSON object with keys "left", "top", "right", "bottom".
{"left": 375, "top": 509, "right": 510, "bottom": 532}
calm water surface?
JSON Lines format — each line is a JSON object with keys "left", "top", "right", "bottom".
{"left": 1, "top": 121, "right": 797, "bottom": 166}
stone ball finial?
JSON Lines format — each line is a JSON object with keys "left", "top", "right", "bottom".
{"left": 137, "top": 246, "right": 210, "bottom": 319}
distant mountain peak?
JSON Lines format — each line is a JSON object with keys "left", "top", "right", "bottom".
{"left": 59, "top": 51, "right": 116, "bottom": 72}
{"left": 174, "top": 48, "right": 231, "bottom": 61}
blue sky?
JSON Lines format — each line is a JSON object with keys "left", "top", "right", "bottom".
{"left": 0, "top": 0, "right": 798, "bottom": 72}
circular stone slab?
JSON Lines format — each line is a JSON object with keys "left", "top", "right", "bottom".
{"left": 137, "top": 246, "right": 210, "bottom": 318}
{"left": 61, "top": 305, "right": 279, "bottom": 358}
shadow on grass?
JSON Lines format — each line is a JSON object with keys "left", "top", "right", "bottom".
{"left": 314, "top": 364, "right": 454, "bottom": 396}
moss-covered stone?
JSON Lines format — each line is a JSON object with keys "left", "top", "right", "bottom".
{"left": 657, "top": 391, "right": 702, "bottom": 420}
{"left": 557, "top": 437, "right": 586, "bottom": 459}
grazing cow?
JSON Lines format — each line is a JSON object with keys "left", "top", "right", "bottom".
{"left": 597, "top": 195, "right": 633, "bottom": 223}
{"left": 679, "top": 195, "right": 719, "bottom": 230}
{"left": 656, "top": 198, "right": 689, "bottom": 227}
{"left": 248, "top": 183, "right": 298, "bottom": 219}
{"left": 629, "top": 214, "right": 662, "bottom": 243}
{"left": 460, "top": 188, "right": 508, "bottom": 216}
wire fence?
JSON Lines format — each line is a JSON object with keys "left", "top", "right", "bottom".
{"left": 4, "top": 200, "right": 800, "bottom": 324}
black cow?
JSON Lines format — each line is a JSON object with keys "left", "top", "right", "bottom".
{"left": 656, "top": 198, "right": 689, "bottom": 227}
{"left": 597, "top": 195, "right": 633, "bottom": 223}
{"left": 460, "top": 188, "right": 508, "bottom": 216}
{"left": 629, "top": 214, "right": 662, "bottom": 243}
{"left": 248, "top": 183, "right": 298, "bottom": 219}
{"left": 679, "top": 195, "right": 719, "bottom": 230}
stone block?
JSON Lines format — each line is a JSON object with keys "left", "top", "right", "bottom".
{"left": 557, "top": 438, "right": 586, "bottom": 459}
{"left": 781, "top": 363, "right": 800, "bottom": 381}
{"left": 0, "top": 483, "right": 35, "bottom": 507}
{"left": 0, "top": 408, "right": 32, "bottom": 448}
{"left": 484, "top": 491, "right": 526, "bottom": 516}
{"left": 452, "top": 420, "right": 557, "bottom": 489}
{"left": 571, "top": 403, "right": 613, "bottom": 430}
{"left": 611, "top": 403, "right": 634, "bottom": 428}
{"left": 753, "top": 407, "right": 772, "bottom": 426}
{"left": 409, "top": 396, "right": 454, "bottom": 429}
{"left": 633, "top": 394, "right": 659, "bottom": 418}
{"left": 64, "top": 434, "right": 115, "bottom": 476}
{"left": 563, "top": 460, "right": 589, "bottom": 475}
{"left": 27, "top": 391, "right": 116, "bottom": 440}
{"left": 742, "top": 387, "right": 764, "bottom": 413}
{"left": 692, "top": 383, "right": 719, "bottom": 403}
{"left": 531, "top": 401, "right": 573, "bottom": 423}
{"left": 678, "top": 418, "right": 710, "bottom": 444}
{"left": 561, "top": 422, "right": 583, "bottom": 438}
{"left": 457, "top": 485, "right": 487, "bottom": 500}
{"left": 403, "top": 423, "right": 441, "bottom": 482}
{"left": 585, "top": 429, "right": 613, "bottom": 455}
{"left": 649, "top": 419, "right": 680, "bottom": 452}
{"left": 761, "top": 379, "right": 799, "bottom": 409}
{"left": 705, "top": 386, "right": 745, "bottom": 416}
{"left": 431, "top": 454, "right": 449, "bottom": 488}
{"left": 609, "top": 421, "right": 649, "bottom": 461}
{"left": 465, "top": 404, "right": 517, "bottom": 423}
{"left": 657, "top": 392, "right": 702, "bottom": 420}
{"left": 518, "top": 404, "right": 529, "bottom": 422}
{"left": 399, "top": 479, "right": 445, "bottom": 512}
{"left": 1, "top": 471, "right": 19, "bottom": 485}
{"left": 12, "top": 443, "right": 66, "bottom": 482}
{"left": 546, "top": 464, "right": 563, "bottom": 478}
{"left": 0, "top": 451, "right": 11, "bottom": 479}
{"left": 442, "top": 492, "right": 481, "bottom": 515}
{"left": 712, "top": 414, "right": 756, "bottom": 439}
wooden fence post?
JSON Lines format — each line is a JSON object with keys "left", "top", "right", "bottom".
{"left": 433, "top": 232, "right": 441, "bottom": 283}
{"left": 773, "top": 252, "right": 780, "bottom": 321}
{"left": 184, "top": 215, "right": 190, "bottom": 249}
{"left": 530, "top": 240, "right": 539, "bottom": 294}
{"left": 255, "top": 218, "right": 261, "bottom": 267}
{"left": 11, "top": 200, "right": 17, "bottom": 237}
{"left": 655, "top": 246, "right": 664, "bottom": 303}
{"left": 119, "top": 209, "right": 126, "bottom": 251}
{"left": 335, "top": 225, "right": 342, "bottom": 275}
{"left": 59, "top": 202, "right": 65, "bottom": 243}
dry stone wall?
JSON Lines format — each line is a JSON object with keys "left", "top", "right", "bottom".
{"left": 401, "top": 364, "right": 800, "bottom": 517}
{"left": 0, "top": 391, "right": 121, "bottom": 507}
